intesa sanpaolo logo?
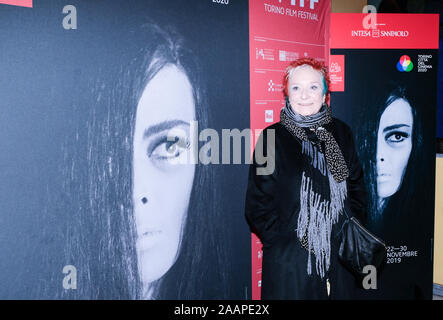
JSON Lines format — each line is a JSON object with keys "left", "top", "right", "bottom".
{"left": 0, "top": 0, "right": 32, "bottom": 7}
{"left": 397, "top": 55, "right": 413, "bottom": 72}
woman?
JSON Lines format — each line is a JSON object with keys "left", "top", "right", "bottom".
{"left": 245, "top": 57, "right": 367, "bottom": 299}
{"left": 38, "top": 22, "right": 229, "bottom": 300}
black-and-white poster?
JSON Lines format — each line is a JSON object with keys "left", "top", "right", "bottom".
{"left": 0, "top": 0, "right": 251, "bottom": 299}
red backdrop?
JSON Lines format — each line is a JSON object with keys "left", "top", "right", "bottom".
{"left": 248, "top": 0, "right": 331, "bottom": 300}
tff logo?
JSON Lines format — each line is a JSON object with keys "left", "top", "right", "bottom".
{"left": 276, "top": 0, "right": 319, "bottom": 10}
{"left": 0, "top": 0, "right": 32, "bottom": 7}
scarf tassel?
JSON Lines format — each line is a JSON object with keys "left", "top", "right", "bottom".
{"left": 297, "top": 143, "right": 347, "bottom": 279}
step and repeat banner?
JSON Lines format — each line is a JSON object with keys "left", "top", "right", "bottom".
{"left": 330, "top": 13, "right": 439, "bottom": 299}
{"left": 0, "top": 0, "right": 251, "bottom": 299}
{"left": 248, "top": 0, "right": 331, "bottom": 300}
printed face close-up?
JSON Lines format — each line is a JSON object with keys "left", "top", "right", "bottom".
{"left": 132, "top": 64, "right": 196, "bottom": 286}
{"left": 376, "top": 98, "right": 413, "bottom": 199}
{"left": 288, "top": 65, "right": 325, "bottom": 116}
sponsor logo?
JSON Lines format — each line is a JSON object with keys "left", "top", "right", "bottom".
{"left": 267, "top": 80, "right": 275, "bottom": 92}
{"left": 351, "top": 30, "right": 409, "bottom": 37}
{"left": 279, "top": 50, "right": 298, "bottom": 62}
{"left": 397, "top": 55, "right": 413, "bottom": 72}
{"left": 256, "top": 48, "right": 275, "bottom": 61}
{"left": 267, "top": 80, "right": 283, "bottom": 92}
{"left": 265, "top": 110, "right": 274, "bottom": 123}
{"left": 329, "top": 62, "right": 341, "bottom": 73}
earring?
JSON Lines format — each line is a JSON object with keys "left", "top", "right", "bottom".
{"left": 141, "top": 197, "right": 148, "bottom": 204}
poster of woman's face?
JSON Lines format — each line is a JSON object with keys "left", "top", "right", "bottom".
{"left": 330, "top": 49, "right": 437, "bottom": 299}
{"left": 0, "top": 0, "right": 251, "bottom": 299}
{"left": 376, "top": 97, "right": 413, "bottom": 201}
{"left": 133, "top": 65, "right": 196, "bottom": 294}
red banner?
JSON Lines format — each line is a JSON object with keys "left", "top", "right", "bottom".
{"left": 329, "top": 54, "right": 344, "bottom": 92}
{"left": 0, "top": 0, "right": 32, "bottom": 7}
{"left": 330, "top": 13, "right": 439, "bottom": 49}
{"left": 249, "top": 0, "right": 330, "bottom": 300}
{"left": 329, "top": 13, "right": 439, "bottom": 93}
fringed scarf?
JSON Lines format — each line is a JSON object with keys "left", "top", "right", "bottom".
{"left": 280, "top": 99, "right": 349, "bottom": 278}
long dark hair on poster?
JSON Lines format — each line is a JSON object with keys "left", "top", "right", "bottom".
{"left": 355, "top": 80, "right": 426, "bottom": 234}
{"left": 34, "top": 22, "right": 229, "bottom": 299}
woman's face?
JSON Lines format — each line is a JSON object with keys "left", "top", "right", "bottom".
{"left": 132, "top": 64, "right": 196, "bottom": 286}
{"left": 287, "top": 64, "right": 326, "bottom": 116}
{"left": 376, "top": 98, "right": 413, "bottom": 199}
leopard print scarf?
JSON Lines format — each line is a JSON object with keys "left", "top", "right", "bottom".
{"left": 280, "top": 100, "right": 349, "bottom": 183}
{"left": 280, "top": 101, "right": 349, "bottom": 278}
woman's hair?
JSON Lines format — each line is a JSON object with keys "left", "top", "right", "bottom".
{"left": 356, "top": 82, "right": 423, "bottom": 228}
{"left": 282, "top": 57, "right": 331, "bottom": 103}
{"left": 38, "top": 22, "right": 228, "bottom": 299}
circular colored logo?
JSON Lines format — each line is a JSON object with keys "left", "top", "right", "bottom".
{"left": 397, "top": 55, "right": 413, "bottom": 72}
